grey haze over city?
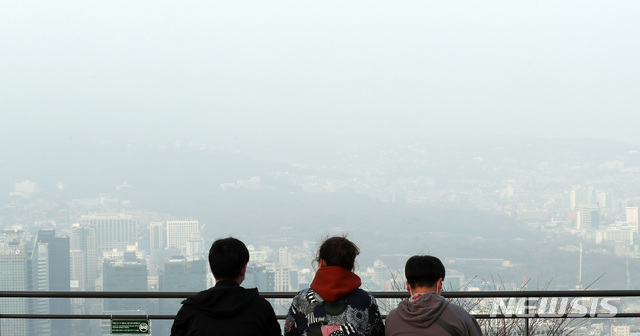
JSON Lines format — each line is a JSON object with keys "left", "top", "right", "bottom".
{"left": 2, "top": 1, "right": 639, "bottom": 144}
{"left": 2, "top": 1, "right": 640, "bottom": 335}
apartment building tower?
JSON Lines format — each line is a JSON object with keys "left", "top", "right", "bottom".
{"left": 31, "top": 230, "right": 71, "bottom": 336}
{"left": 70, "top": 223, "right": 98, "bottom": 291}
{"left": 0, "top": 231, "right": 30, "bottom": 336}
{"left": 166, "top": 220, "right": 199, "bottom": 255}
{"left": 79, "top": 213, "right": 137, "bottom": 251}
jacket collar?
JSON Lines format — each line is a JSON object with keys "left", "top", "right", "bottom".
{"left": 214, "top": 279, "right": 241, "bottom": 288}
{"left": 310, "top": 266, "right": 361, "bottom": 301}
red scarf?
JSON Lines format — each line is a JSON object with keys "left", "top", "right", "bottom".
{"left": 310, "top": 266, "right": 362, "bottom": 301}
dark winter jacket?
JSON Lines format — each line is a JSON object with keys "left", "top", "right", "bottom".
{"left": 284, "top": 266, "right": 385, "bottom": 336}
{"left": 385, "top": 292, "right": 482, "bottom": 336}
{"left": 170, "top": 280, "right": 281, "bottom": 336}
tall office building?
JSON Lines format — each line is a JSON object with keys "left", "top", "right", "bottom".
{"left": 576, "top": 205, "right": 600, "bottom": 229}
{"left": 186, "top": 232, "right": 205, "bottom": 256}
{"left": 244, "top": 265, "right": 275, "bottom": 292}
{"left": 153, "top": 257, "right": 206, "bottom": 336}
{"left": 149, "top": 247, "right": 181, "bottom": 277}
{"left": 31, "top": 230, "right": 71, "bottom": 336}
{"left": 32, "top": 241, "right": 51, "bottom": 336}
{"left": 70, "top": 223, "right": 98, "bottom": 291}
{"left": 102, "top": 253, "right": 148, "bottom": 312}
{"left": 69, "top": 250, "right": 85, "bottom": 290}
{"left": 159, "top": 257, "right": 207, "bottom": 313}
{"left": 80, "top": 213, "right": 137, "bottom": 251}
{"left": 0, "top": 231, "right": 30, "bottom": 336}
{"left": 369, "top": 259, "right": 390, "bottom": 288}
{"left": 626, "top": 206, "right": 639, "bottom": 231}
{"left": 570, "top": 185, "right": 597, "bottom": 209}
{"left": 596, "top": 190, "right": 608, "bottom": 208}
{"left": 268, "top": 264, "right": 298, "bottom": 292}
{"left": 166, "top": 220, "right": 199, "bottom": 254}
{"left": 149, "top": 221, "right": 164, "bottom": 250}
{"left": 278, "top": 247, "right": 294, "bottom": 267}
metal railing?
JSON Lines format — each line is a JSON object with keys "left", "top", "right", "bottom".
{"left": 2, "top": 290, "right": 640, "bottom": 334}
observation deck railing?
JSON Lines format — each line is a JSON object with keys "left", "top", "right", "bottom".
{"left": 2, "top": 290, "right": 640, "bottom": 334}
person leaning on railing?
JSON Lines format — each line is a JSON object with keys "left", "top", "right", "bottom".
{"left": 385, "top": 255, "right": 483, "bottom": 336}
{"left": 170, "top": 237, "right": 281, "bottom": 336}
{"left": 284, "top": 236, "right": 385, "bottom": 336}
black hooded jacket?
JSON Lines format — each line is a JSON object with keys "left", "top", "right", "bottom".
{"left": 171, "top": 280, "right": 281, "bottom": 336}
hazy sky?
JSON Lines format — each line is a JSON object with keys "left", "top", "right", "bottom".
{"left": 2, "top": 1, "right": 639, "bottom": 145}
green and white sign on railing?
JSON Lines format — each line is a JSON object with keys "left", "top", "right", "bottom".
{"left": 111, "top": 319, "right": 150, "bottom": 334}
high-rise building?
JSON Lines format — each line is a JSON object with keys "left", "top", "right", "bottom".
{"left": 70, "top": 223, "right": 98, "bottom": 291}
{"left": 158, "top": 257, "right": 207, "bottom": 314}
{"left": 273, "top": 267, "right": 291, "bottom": 292}
{"left": 570, "top": 185, "right": 597, "bottom": 209}
{"left": 102, "top": 253, "right": 148, "bottom": 312}
{"left": 596, "top": 190, "right": 608, "bottom": 208}
{"left": 166, "top": 220, "right": 199, "bottom": 254}
{"left": 80, "top": 213, "right": 137, "bottom": 251}
{"left": 11, "top": 180, "right": 37, "bottom": 198}
{"left": 31, "top": 230, "right": 71, "bottom": 336}
{"left": 69, "top": 250, "right": 85, "bottom": 290}
{"left": 149, "top": 247, "right": 181, "bottom": 277}
{"left": 266, "top": 264, "right": 297, "bottom": 292}
{"left": 626, "top": 206, "right": 639, "bottom": 231}
{"left": 576, "top": 205, "right": 600, "bottom": 229}
{"left": 278, "top": 247, "right": 294, "bottom": 268}
{"left": 248, "top": 245, "right": 269, "bottom": 263}
{"left": 369, "top": 259, "right": 389, "bottom": 288}
{"left": 186, "top": 232, "right": 205, "bottom": 256}
{"left": 244, "top": 265, "right": 275, "bottom": 292}
{"left": 0, "top": 231, "right": 30, "bottom": 336}
{"left": 611, "top": 325, "right": 630, "bottom": 336}
{"left": 149, "top": 221, "right": 164, "bottom": 250}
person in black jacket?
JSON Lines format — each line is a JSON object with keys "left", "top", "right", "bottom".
{"left": 171, "top": 237, "right": 281, "bottom": 336}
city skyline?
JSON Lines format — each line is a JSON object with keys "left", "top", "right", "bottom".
{"left": 3, "top": 136, "right": 640, "bottom": 291}
{"left": 2, "top": 0, "right": 640, "bottom": 334}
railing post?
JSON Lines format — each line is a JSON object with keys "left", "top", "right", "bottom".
{"left": 524, "top": 297, "right": 530, "bottom": 335}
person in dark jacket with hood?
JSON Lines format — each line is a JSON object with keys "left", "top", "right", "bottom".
{"left": 284, "top": 236, "right": 384, "bottom": 336}
{"left": 171, "top": 237, "right": 281, "bottom": 336}
{"left": 385, "top": 255, "right": 482, "bottom": 336}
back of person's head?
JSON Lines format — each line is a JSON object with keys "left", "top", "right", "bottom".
{"left": 317, "top": 236, "right": 360, "bottom": 271}
{"left": 405, "top": 255, "right": 446, "bottom": 288}
{"left": 208, "top": 237, "right": 249, "bottom": 280}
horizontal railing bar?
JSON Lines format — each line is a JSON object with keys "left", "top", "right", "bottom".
{"left": 475, "top": 313, "right": 640, "bottom": 319}
{"left": 2, "top": 313, "right": 640, "bottom": 320}
{"left": 0, "top": 291, "right": 201, "bottom": 299}
{"left": 2, "top": 290, "right": 640, "bottom": 299}
{"left": 0, "top": 291, "right": 297, "bottom": 299}
{"left": 0, "top": 314, "right": 176, "bottom": 320}
{"left": 439, "top": 290, "right": 640, "bottom": 298}
{"left": 3, "top": 291, "right": 640, "bottom": 322}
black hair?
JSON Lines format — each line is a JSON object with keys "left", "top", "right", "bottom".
{"left": 317, "top": 236, "right": 360, "bottom": 271}
{"left": 405, "top": 255, "right": 446, "bottom": 288}
{"left": 208, "top": 237, "right": 249, "bottom": 280}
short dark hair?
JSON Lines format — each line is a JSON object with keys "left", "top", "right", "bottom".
{"left": 405, "top": 255, "right": 445, "bottom": 288}
{"left": 317, "top": 236, "right": 360, "bottom": 271}
{"left": 208, "top": 237, "right": 249, "bottom": 280}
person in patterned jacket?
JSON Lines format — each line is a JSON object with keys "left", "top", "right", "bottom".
{"left": 284, "top": 236, "right": 384, "bottom": 336}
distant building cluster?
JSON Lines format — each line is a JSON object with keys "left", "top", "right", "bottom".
{"left": 6, "top": 139, "right": 640, "bottom": 335}
{"left": 1, "top": 209, "right": 416, "bottom": 336}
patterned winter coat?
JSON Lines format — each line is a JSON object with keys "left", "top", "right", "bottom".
{"left": 284, "top": 266, "right": 384, "bottom": 336}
